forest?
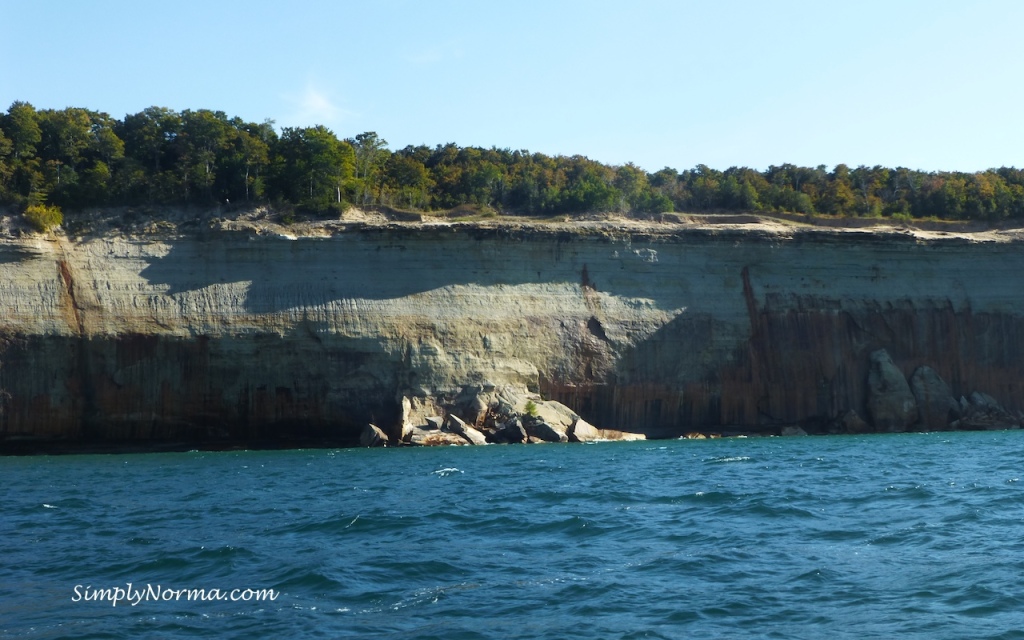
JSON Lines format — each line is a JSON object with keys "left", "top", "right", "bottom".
{"left": 2, "top": 101, "right": 1023, "bottom": 224}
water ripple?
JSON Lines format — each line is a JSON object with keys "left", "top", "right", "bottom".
{"left": 3, "top": 431, "right": 1024, "bottom": 638}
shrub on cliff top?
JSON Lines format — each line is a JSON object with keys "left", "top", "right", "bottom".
{"left": 23, "top": 204, "right": 63, "bottom": 232}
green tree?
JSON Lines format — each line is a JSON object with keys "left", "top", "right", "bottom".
{"left": 236, "top": 119, "right": 275, "bottom": 202}
{"left": 349, "top": 131, "right": 389, "bottom": 205}
{"left": 850, "top": 165, "right": 887, "bottom": 217}
{"left": 179, "top": 109, "right": 233, "bottom": 201}
{"left": 38, "top": 107, "right": 95, "bottom": 205}
{"left": 77, "top": 111, "right": 125, "bottom": 205}
{"left": 818, "top": 165, "right": 856, "bottom": 215}
{"left": 459, "top": 151, "right": 504, "bottom": 207}
{"left": 933, "top": 175, "right": 968, "bottom": 219}
{"left": 116, "top": 107, "right": 183, "bottom": 203}
{"left": 3, "top": 101, "right": 42, "bottom": 159}
{"left": 384, "top": 152, "right": 432, "bottom": 209}
{"left": 0, "top": 128, "right": 13, "bottom": 202}
{"left": 118, "top": 107, "right": 180, "bottom": 173}
{"left": 614, "top": 163, "right": 648, "bottom": 212}
{"left": 273, "top": 126, "right": 354, "bottom": 211}
{"left": 649, "top": 167, "right": 690, "bottom": 211}
{"left": 1, "top": 102, "right": 44, "bottom": 203}
{"left": 560, "top": 157, "right": 619, "bottom": 213}
{"left": 689, "top": 165, "right": 721, "bottom": 210}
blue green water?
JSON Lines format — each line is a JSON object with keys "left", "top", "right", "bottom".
{"left": 3, "top": 431, "right": 1024, "bottom": 639}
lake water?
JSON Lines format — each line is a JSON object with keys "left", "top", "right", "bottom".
{"left": 2, "top": 431, "right": 1024, "bottom": 639}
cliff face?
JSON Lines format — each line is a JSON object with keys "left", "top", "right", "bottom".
{"left": 2, "top": 219, "right": 1023, "bottom": 447}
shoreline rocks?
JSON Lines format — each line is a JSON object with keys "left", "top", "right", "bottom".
{"left": 390, "top": 385, "right": 646, "bottom": 447}
{"left": 376, "top": 350, "right": 1024, "bottom": 448}
{"left": 843, "top": 352, "right": 1019, "bottom": 435}
{"left": 367, "top": 351, "right": 1024, "bottom": 447}
{"left": 951, "top": 392, "right": 1020, "bottom": 431}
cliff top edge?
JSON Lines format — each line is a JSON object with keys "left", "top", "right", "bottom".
{"left": 2, "top": 206, "right": 1023, "bottom": 245}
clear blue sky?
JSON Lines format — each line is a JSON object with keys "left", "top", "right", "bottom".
{"left": 2, "top": 0, "right": 1021, "bottom": 173}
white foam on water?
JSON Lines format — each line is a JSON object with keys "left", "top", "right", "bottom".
{"left": 432, "top": 468, "right": 463, "bottom": 477}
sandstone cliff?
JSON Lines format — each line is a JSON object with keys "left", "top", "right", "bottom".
{"left": 2, "top": 213, "right": 1023, "bottom": 449}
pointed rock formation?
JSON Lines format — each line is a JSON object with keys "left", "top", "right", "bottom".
{"left": 909, "top": 366, "right": 958, "bottom": 431}
{"left": 360, "top": 423, "right": 389, "bottom": 447}
{"left": 568, "top": 418, "right": 601, "bottom": 442}
{"left": 444, "top": 414, "right": 489, "bottom": 445}
{"left": 866, "top": 349, "right": 918, "bottom": 432}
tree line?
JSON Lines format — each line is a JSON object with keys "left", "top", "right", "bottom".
{"left": 1, "top": 101, "right": 1023, "bottom": 223}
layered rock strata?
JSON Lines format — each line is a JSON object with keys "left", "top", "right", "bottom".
{"left": 1, "top": 219, "right": 1024, "bottom": 450}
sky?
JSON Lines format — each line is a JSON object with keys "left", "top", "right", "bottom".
{"left": 1, "top": 0, "right": 1021, "bottom": 173}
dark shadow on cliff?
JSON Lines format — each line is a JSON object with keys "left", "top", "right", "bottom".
{"left": 542, "top": 309, "right": 734, "bottom": 437}
{"left": 0, "top": 325, "right": 402, "bottom": 447}
{"left": 545, "top": 287, "right": 1024, "bottom": 439}
{"left": 0, "top": 245, "right": 46, "bottom": 264}
{"left": 139, "top": 237, "right": 500, "bottom": 310}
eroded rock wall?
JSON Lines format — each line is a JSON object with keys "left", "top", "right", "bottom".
{"left": 1, "top": 223, "right": 1022, "bottom": 446}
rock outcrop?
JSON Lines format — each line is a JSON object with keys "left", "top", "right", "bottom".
{"left": 399, "top": 385, "right": 643, "bottom": 446}
{"left": 866, "top": 349, "right": 918, "bottom": 432}
{"left": 909, "top": 366, "right": 958, "bottom": 431}
{"left": 951, "top": 392, "right": 1020, "bottom": 431}
{"left": 568, "top": 418, "right": 646, "bottom": 442}
{"left": 359, "top": 423, "right": 389, "bottom": 447}
{"left": 444, "top": 415, "right": 488, "bottom": 446}
{"left": 836, "top": 410, "right": 871, "bottom": 435}
{"left": 404, "top": 427, "right": 469, "bottom": 447}
{"left": 524, "top": 420, "right": 569, "bottom": 443}
{"left": 491, "top": 420, "right": 528, "bottom": 444}
{"left": 568, "top": 418, "right": 601, "bottom": 442}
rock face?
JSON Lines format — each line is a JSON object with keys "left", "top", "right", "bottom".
{"left": 2, "top": 220, "right": 1024, "bottom": 448}
{"left": 568, "top": 419, "right": 601, "bottom": 442}
{"left": 492, "top": 420, "right": 529, "bottom": 444}
{"left": 951, "top": 393, "right": 1020, "bottom": 431}
{"left": 867, "top": 349, "right": 918, "bottom": 432}
{"left": 524, "top": 420, "right": 569, "bottom": 443}
{"left": 910, "top": 366, "right": 958, "bottom": 431}
{"left": 568, "top": 418, "right": 646, "bottom": 442}
{"left": 359, "top": 423, "right": 389, "bottom": 447}
{"left": 836, "top": 410, "right": 871, "bottom": 435}
{"left": 444, "top": 415, "right": 488, "bottom": 446}
{"left": 404, "top": 427, "right": 469, "bottom": 447}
